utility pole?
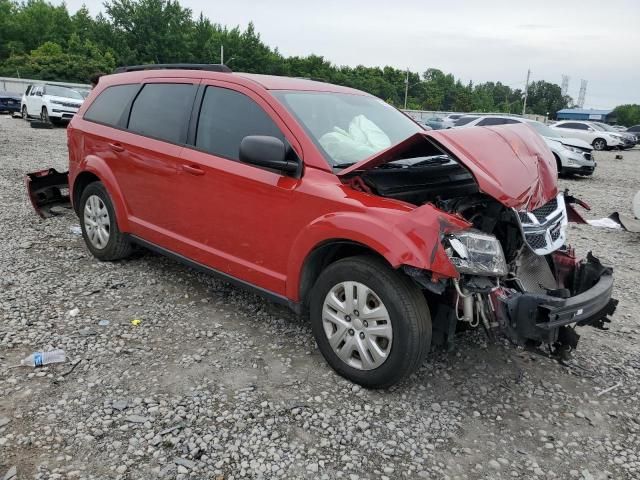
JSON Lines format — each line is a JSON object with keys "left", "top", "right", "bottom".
{"left": 220, "top": 45, "right": 224, "bottom": 65}
{"left": 522, "top": 68, "right": 531, "bottom": 116}
{"left": 577, "top": 79, "right": 588, "bottom": 108}
{"left": 404, "top": 68, "right": 409, "bottom": 110}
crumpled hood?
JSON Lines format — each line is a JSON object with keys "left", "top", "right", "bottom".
{"left": 556, "top": 136, "right": 593, "bottom": 150}
{"left": 338, "top": 124, "right": 558, "bottom": 211}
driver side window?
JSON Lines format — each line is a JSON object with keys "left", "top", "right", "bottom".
{"left": 195, "top": 86, "right": 284, "bottom": 162}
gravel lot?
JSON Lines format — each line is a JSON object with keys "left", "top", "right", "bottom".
{"left": 1, "top": 115, "right": 639, "bottom": 480}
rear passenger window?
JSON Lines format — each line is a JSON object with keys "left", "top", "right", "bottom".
{"left": 84, "top": 84, "right": 139, "bottom": 127}
{"left": 196, "top": 86, "right": 283, "bottom": 160}
{"left": 128, "top": 83, "right": 196, "bottom": 144}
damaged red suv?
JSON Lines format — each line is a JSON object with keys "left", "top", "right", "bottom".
{"left": 27, "top": 64, "right": 617, "bottom": 388}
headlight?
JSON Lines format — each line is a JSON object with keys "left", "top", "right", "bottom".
{"left": 563, "top": 145, "right": 583, "bottom": 154}
{"left": 611, "top": 134, "right": 623, "bottom": 140}
{"left": 444, "top": 230, "right": 508, "bottom": 276}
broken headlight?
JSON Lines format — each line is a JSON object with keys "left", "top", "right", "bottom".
{"left": 444, "top": 230, "right": 508, "bottom": 276}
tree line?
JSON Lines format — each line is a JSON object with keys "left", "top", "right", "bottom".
{"left": 1, "top": 0, "right": 636, "bottom": 123}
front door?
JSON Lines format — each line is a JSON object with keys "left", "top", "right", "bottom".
{"left": 171, "top": 82, "right": 304, "bottom": 295}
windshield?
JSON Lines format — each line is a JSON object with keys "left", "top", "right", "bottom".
{"left": 273, "top": 91, "right": 421, "bottom": 166}
{"left": 44, "top": 85, "right": 84, "bottom": 100}
{"left": 593, "top": 122, "right": 615, "bottom": 132}
{"left": 527, "top": 121, "right": 562, "bottom": 139}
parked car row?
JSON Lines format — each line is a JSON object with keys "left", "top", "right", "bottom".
{"left": 550, "top": 120, "right": 636, "bottom": 150}
{"left": 20, "top": 83, "right": 85, "bottom": 124}
{"left": 26, "top": 64, "right": 617, "bottom": 387}
{"left": 453, "top": 115, "right": 596, "bottom": 175}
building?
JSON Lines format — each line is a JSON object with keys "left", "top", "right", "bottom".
{"left": 556, "top": 108, "right": 615, "bottom": 123}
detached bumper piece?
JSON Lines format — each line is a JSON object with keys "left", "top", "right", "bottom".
{"left": 492, "top": 253, "right": 617, "bottom": 349}
{"left": 25, "top": 168, "right": 70, "bottom": 218}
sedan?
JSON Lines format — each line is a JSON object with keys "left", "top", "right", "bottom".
{"left": 0, "top": 90, "right": 21, "bottom": 114}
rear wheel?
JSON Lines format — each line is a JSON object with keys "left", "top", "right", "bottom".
{"left": 79, "top": 182, "right": 133, "bottom": 261}
{"left": 592, "top": 138, "right": 607, "bottom": 151}
{"left": 309, "top": 256, "right": 431, "bottom": 388}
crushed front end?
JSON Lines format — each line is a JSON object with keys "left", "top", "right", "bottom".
{"left": 440, "top": 192, "right": 617, "bottom": 357}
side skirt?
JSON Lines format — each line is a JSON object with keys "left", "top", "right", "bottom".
{"left": 126, "top": 235, "right": 302, "bottom": 315}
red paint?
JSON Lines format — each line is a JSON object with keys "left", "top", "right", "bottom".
{"left": 66, "top": 69, "right": 558, "bottom": 303}
{"left": 339, "top": 124, "right": 558, "bottom": 211}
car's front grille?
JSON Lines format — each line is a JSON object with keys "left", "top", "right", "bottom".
{"left": 583, "top": 153, "right": 592, "bottom": 161}
{"left": 530, "top": 197, "right": 558, "bottom": 221}
{"left": 515, "top": 195, "right": 567, "bottom": 255}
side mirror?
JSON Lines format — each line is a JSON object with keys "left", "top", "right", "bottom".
{"left": 239, "top": 136, "right": 299, "bottom": 175}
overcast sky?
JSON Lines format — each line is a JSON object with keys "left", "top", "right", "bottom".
{"left": 60, "top": 0, "right": 639, "bottom": 108}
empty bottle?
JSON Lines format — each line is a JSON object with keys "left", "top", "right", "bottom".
{"left": 20, "top": 350, "right": 66, "bottom": 367}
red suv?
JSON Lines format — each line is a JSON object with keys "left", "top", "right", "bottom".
{"left": 27, "top": 64, "right": 617, "bottom": 388}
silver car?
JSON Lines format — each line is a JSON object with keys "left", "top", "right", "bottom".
{"left": 454, "top": 115, "right": 596, "bottom": 176}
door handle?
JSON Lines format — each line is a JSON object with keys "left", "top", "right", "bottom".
{"left": 181, "top": 164, "right": 205, "bottom": 176}
{"left": 109, "top": 142, "right": 125, "bottom": 153}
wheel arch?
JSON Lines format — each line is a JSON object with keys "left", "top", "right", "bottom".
{"left": 71, "top": 158, "right": 130, "bottom": 231}
{"left": 296, "top": 239, "right": 391, "bottom": 311}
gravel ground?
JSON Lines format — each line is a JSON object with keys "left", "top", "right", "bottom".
{"left": 1, "top": 115, "right": 639, "bottom": 480}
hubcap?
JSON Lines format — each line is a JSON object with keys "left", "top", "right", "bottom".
{"left": 322, "top": 281, "right": 393, "bottom": 370}
{"left": 83, "top": 195, "right": 110, "bottom": 249}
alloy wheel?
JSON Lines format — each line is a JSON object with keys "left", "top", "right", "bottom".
{"left": 593, "top": 139, "right": 606, "bottom": 151}
{"left": 83, "top": 195, "right": 110, "bottom": 249}
{"left": 322, "top": 281, "right": 393, "bottom": 370}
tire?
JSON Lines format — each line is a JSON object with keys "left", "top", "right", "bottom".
{"left": 553, "top": 154, "right": 564, "bottom": 176}
{"left": 309, "top": 255, "right": 431, "bottom": 388}
{"left": 79, "top": 182, "right": 133, "bottom": 261}
{"left": 592, "top": 138, "right": 607, "bottom": 151}
{"left": 21, "top": 105, "right": 28, "bottom": 119}
{"left": 41, "top": 106, "right": 49, "bottom": 124}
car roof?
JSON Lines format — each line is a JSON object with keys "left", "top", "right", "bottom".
{"left": 99, "top": 69, "right": 370, "bottom": 96}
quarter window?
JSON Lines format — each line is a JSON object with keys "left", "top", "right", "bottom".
{"left": 128, "top": 83, "right": 196, "bottom": 144}
{"left": 84, "top": 84, "right": 140, "bottom": 127}
{"left": 195, "top": 86, "right": 283, "bottom": 161}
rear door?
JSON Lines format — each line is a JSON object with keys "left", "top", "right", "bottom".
{"left": 109, "top": 80, "right": 199, "bottom": 240}
{"left": 171, "top": 81, "right": 303, "bottom": 294}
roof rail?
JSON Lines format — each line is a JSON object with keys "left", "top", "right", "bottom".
{"left": 114, "top": 63, "right": 232, "bottom": 74}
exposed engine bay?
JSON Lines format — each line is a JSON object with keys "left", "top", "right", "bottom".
{"left": 342, "top": 142, "right": 617, "bottom": 358}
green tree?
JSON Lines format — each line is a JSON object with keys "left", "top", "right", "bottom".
{"left": 612, "top": 105, "right": 640, "bottom": 126}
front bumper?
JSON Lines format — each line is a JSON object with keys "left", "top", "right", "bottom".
{"left": 49, "top": 107, "right": 78, "bottom": 120}
{"left": 559, "top": 149, "right": 595, "bottom": 174}
{"left": 492, "top": 253, "right": 617, "bottom": 345}
{"left": 564, "top": 164, "right": 595, "bottom": 175}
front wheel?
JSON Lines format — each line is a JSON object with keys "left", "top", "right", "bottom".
{"left": 309, "top": 256, "right": 431, "bottom": 388}
{"left": 79, "top": 182, "right": 133, "bottom": 261}
{"left": 21, "top": 105, "right": 28, "bottom": 119}
{"left": 592, "top": 138, "right": 607, "bottom": 151}
{"left": 41, "top": 106, "right": 50, "bottom": 124}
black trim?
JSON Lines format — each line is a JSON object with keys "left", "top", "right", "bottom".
{"left": 127, "top": 235, "right": 302, "bottom": 314}
{"left": 186, "top": 84, "right": 205, "bottom": 145}
{"left": 114, "top": 63, "right": 232, "bottom": 74}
